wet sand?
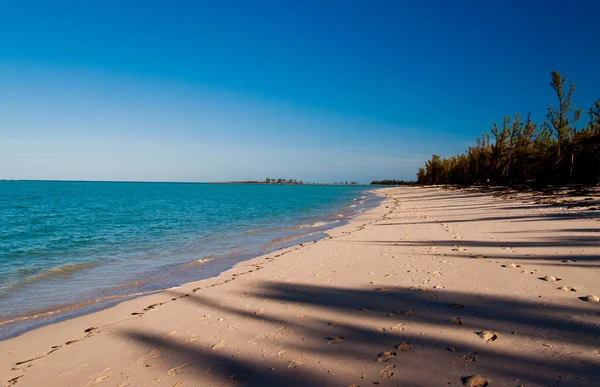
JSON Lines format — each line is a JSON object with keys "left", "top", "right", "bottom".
{"left": 1, "top": 187, "right": 599, "bottom": 386}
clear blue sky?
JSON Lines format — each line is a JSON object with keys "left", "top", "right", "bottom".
{"left": 1, "top": 0, "right": 599, "bottom": 182}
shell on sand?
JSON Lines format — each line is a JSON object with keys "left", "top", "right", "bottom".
{"left": 478, "top": 331, "right": 498, "bottom": 342}
{"left": 462, "top": 375, "right": 489, "bottom": 387}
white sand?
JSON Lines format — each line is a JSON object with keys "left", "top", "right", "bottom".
{"left": 1, "top": 187, "right": 599, "bottom": 386}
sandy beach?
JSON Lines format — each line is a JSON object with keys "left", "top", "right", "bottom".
{"left": 1, "top": 187, "right": 599, "bottom": 387}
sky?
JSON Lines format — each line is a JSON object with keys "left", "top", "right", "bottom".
{"left": 1, "top": 0, "right": 599, "bottom": 183}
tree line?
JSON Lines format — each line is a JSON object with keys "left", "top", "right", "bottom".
{"left": 417, "top": 71, "right": 600, "bottom": 187}
{"left": 371, "top": 180, "right": 418, "bottom": 186}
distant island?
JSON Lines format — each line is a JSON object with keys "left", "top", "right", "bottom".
{"left": 215, "top": 178, "right": 360, "bottom": 185}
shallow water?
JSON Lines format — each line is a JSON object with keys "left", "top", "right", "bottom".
{"left": 0, "top": 181, "right": 378, "bottom": 338}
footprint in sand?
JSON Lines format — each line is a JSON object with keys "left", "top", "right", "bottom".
{"left": 390, "top": 323, "right": 405, "bottom": 331}
{"left": 167, "top": 363, "right": 190, "bottom": 376}
{"left": 86, "top": 368, "right": 111, "bottom": 386}
{"left": 136, "top": 349, "right": 162, "bottom": 365}
{"left": 477, "top": 331, "right": 498, "bottom": 342}
{"left": 396, "top": 341, "right": 412, "bottom": 352}
{"left": 463, "top": 352, "right": 477, "bottom": 362}
{"left": 211, "top": 342, "right": 225, "bottom": 351}
{"left": 380, "top": 364, "right": 396, "bottom": 377}
{"left": 581, "top": 295, "right": 600, "bottom": 303}
{"left": 462, "top": 375, "right": 489, "bottom": 387}
{"left": 376, "top": 351, "right": 397, "bottom": 362}
{"left": 558, "top": 286, "right": 577, "bottom": 292}
{"left": 327, "top": 336, "right": 345, "bottom": 344}
{"left": 540, "top": 275, "right": 561, "bottom": 282}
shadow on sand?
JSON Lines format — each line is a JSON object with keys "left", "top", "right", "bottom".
{"left": 121, "top": 282, "right": 600, "bottom": 386}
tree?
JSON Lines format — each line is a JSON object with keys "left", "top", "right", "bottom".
{"left": 545, "top": 70, "right": 582, "bottom": 178}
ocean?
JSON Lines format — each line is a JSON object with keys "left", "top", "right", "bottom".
{"left": 0, "top": 181, "right": 379, "bottom": 339}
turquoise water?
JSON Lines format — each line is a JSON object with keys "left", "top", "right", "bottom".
{"left": 0, "top": 181, "right": 378, "bottom": 338}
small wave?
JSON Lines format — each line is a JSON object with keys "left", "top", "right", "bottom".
{"left": 21, "top": 262, "right": 101, "bottom": 285}
{"left": 299, "top": 220, "right": 340, "bottom": 229}
{"left": 187, "top": 255, "right": 217, "bottom": 266}
{"left": 349, "top": 204, "right": 356, "bottom": 208}
{"left": 0, "top": 262, "right": 102, "bottom": 300}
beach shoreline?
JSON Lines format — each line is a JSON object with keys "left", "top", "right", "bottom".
{"left": 2, "top": 187, "right": 599, "bottom": 386}
{"left": 0, "top": 183, "right": 380, "bottom": 340}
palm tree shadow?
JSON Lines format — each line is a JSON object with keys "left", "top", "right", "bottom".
{"left": 120, "top": 282, "right": 600, "bottom": 386}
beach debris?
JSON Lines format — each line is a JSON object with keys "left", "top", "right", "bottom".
{"left": 358, "top": 307, "right": 372, "bottom": 313}
{"left": 450, "top": 303, "right": 464, "bottom": 309}
{"left": 376, "top": 351, "right": 397, "bottom": 362}
{"left": 376, "top": 327, "right": 386, "bottom": 335}
{"left": 380, "top": 364, "right": 396, "bottom": 377}
{"left": 463, "top": 352, "right": 477, "bottom": 362}
{"left": 446, "top": 347, "right": 456, "bottom": 352}
{"left": 582, "top": 294, "right": 600, "bottom": 303}
{"left": 540, "top": 275, "right": 561, "bottom": 282}
{"left": 558, "top": 286, "right": 577, "bottom": 292}
{"left": 327, "top": 336, "right": 345, "bottom": 344}
{"left": 277, "top": 350, "right": 287, "bottom": 359}
{"left": 478, "top": 331, "right": 498, "bottom": 342}
{"left": 404, "top": 309, "right": 416, "bottom": 316}
{"left": 374, "top": 287, "right": 388, "bottom": 291}
{"left": 462, "top": 375, "right": 489, "bottom": 387}
{"left": 396, "top": 341, "right": 412, "bottom": 352}
{"left": 433, "top": 285, "right": 444, "bottom": 289}
{"left": 502, "top": 263, "right": 520, "bottom": 268}
{"left": 329, "top": 320, "right": 343, "bottom": 327}
{"left": 288, "top": 361, "right": 297, "bottom": 369}
{"left": 451, "top": 317, "right": 463, "bottom": 325}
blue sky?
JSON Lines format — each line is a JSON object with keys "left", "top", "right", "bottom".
{"left": 1, "top": 0, "right": 599, "bottom": 182}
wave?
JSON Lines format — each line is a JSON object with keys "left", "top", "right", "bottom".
{"left": 1, "top": 262, "right": 102, "bottom": 296}
{"left": 299, "top": 220, "right": 340, "bottom": 229}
